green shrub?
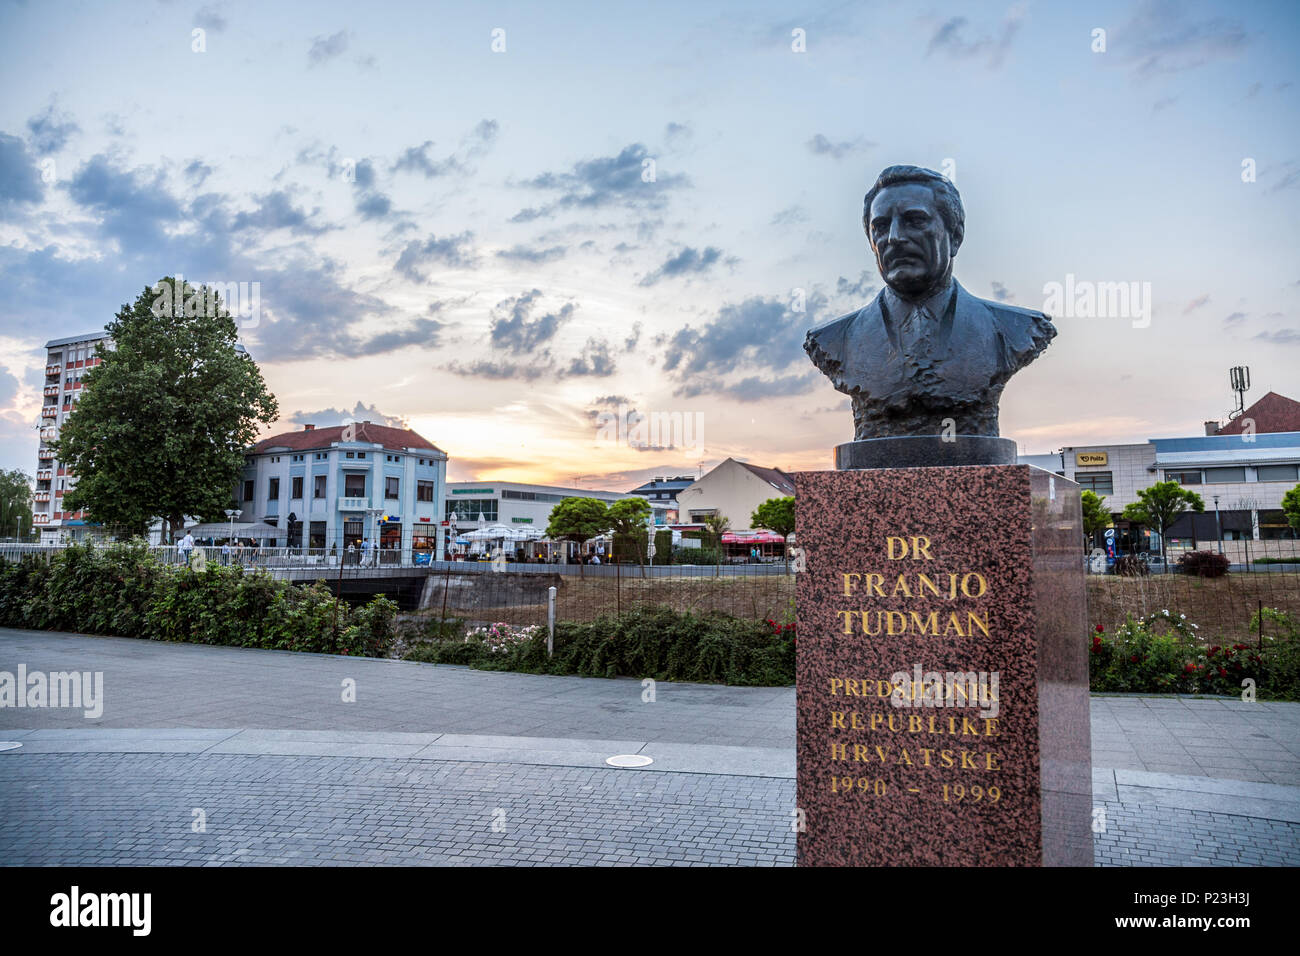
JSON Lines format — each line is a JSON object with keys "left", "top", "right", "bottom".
{"left": 401, "top": 605, "right": 795, "bottom": 686}
{"left": 0, "top": 542, "right": 396, "bottom": 658}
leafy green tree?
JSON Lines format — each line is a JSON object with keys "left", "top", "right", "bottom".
{"left": 608, "top": 497, "right": 652, "bottom": 574}
{"left": 545, "top": 497, "right": 611, "bottom": 576}
{"left": 1282, "top": 483, "right": 1300, "bottom": 537}
{"left": 1080, "top": 490, "right": 1112, "bottom": 542}
{"left": 1122, "top": 480, "right": 1205, "bottom": 564}
{"left": 51, "top": 277, "right": 278, "bottom": 541}
{"left": 0, "top": 469, "right": 34, "bottom": 539}
{"left": 752, "top": 496, "right": 795, "bottom": 567}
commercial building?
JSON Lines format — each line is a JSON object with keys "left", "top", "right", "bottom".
{"left": 238, "top": 422, "right": 448, "bottom": 561}
{"left": 625, "top": 475, "right": 694, "bottom": 525}
{"left": 674, "top": 459, "right": 795, "bottom": 531}
{"left": 444, "top": 480, "right": 628, "bottom": 534}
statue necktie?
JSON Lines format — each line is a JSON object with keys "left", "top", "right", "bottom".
{"left": 898, "top": 305, "right": 932, "bottom": 358}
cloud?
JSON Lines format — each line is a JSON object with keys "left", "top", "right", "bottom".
{"left": 679, "top": 371, "right": 821, "bottom": 402}
{"left": 0, "top": 133, "right": 44, "bottom": 215}
{"left": 806, "top": 134, "right": 871, "bottom": 159}
{"left": 515, "top": 143, "right": 689, "bottom": 220}
{"left": 1118, "top": 0, "right": 1249, "bottom": 77}
{"left": 564, "top": 338, "right": 616, "bottom": 377}
{"left": 26, "top": 105, "right": 79, "bottom": 155}
{"left": 488, "top": 290, "right": 574, "bottom": 353}
{"left": 1183, "top": 294, "right": 1210, "bottom": 313}
{"left": 287, "top": 401, "right": 406, "bottom": 429}
{"left": 496, "top": 243, "right": 567, "bottom": 263}
{"left": 1223, "top": 311, "right": 1246, "bottom": 326}
{"left": 308, "top": 30, "right": 349, "bottom": 66}
{"left": 926, "top": 5, "right": 1027, "bottom": 69}
{"left": 394, "top": 232, "right": 477, "bottom": 280}
{"left": 1269, "top": 160, "right": 1300, "bottom": 194}
{"left": 990, "top": 281, "right": 1013, "bottom": 302}
{"left": 231, "top": 190, "right": 334, "bottom": 236}
{"left": 355, "top": 191, "right": 393, "bottom": 219}
{"left": 664, "top": 121, "right": 692, "bottom": 146}
{"left": 184, "top": 159, "right": 213, "bottom": 186}
{"left": 658, "top": 294, "right": 824, "bottom": 399}
{"left": 443, "top": 359, "right": 550, "bottom": 381}
{"left": 639, "top": 245, "right": 725, "bottom": 286}
{"left": 772, "top": 205, "right": 808, "bottom": 226}
{"left": 194, "top": 5, "right": 228, "bottom": 33}
{"left": 66, "top": 154, "right": 183, "bottom": 249}
{"left": 392, "top": 141, "right": 463, "bottom": 178}
{"left": 624, "top": 322, "right": 642, "bottom": 352}
{"left": 1253, "top": 329, "right": 1300, "bottom": 345}
{"left": 836, "top": 271, "right": 877, "bottom": 299}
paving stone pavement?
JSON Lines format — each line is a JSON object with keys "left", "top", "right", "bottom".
{"left": 2, "top": 750, "right": 1298, "bottom": 867}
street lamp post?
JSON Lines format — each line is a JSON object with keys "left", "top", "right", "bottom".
{"left": 1213, "top": 495, "right": 1222, "bottom": 555}
{"left": 224, "top": 509, "right": 241, "bottom": 552}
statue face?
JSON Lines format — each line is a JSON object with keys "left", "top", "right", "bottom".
{"left": 867, "top": 183, "right": 955, "bottom": 299}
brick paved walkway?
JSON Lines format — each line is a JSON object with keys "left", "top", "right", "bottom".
{"left": 3, "top": 750, "right": 1298, "bottom": 866}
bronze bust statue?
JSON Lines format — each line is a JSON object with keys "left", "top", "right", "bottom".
{"left": 805, "top": 165, "right": 1055, "bottom": 467}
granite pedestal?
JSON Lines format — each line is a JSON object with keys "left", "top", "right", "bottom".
{"left": 793, "top": 464, "right": 1092, "bottom": 866}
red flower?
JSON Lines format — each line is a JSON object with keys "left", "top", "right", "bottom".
{"left": 1218, "top": 667, "right": 1227, "bottom": 676}
{"left": 1095, "top": 624, "right": 1105, "bottom": 633}
{"left": 1130, "top": 655, "right": 1139, "bottom": 663}
{"left": 1233, "top": 643, "right": 1247, "bottom": 651}
{"left": 1207, "top": 646, "right": 1219, "bottom": 657}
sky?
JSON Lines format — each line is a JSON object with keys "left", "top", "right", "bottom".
{"left": 1, "top": 0, "right": 1298, "bottom": 490}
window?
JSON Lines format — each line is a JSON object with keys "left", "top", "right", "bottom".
{"left": 1074, "top": 472, "right": 1113, "bottom": 495}
{"left": 268, "top": 478, "right": 280, "bottom": 500}
{"left": 445, "top": 498, "right": 498, "bottom": 522}
{"left": 309, "top": 521, "right": 326, "bottom": 549}
{"left": 243, "top": 480, "right": 254, "bottom": 501}
{"left": 1203, "top": 467, "right": 1246, "bottom": 483}
{"left": 291, "top": 476, "right": 303, "bottom": 498}
{"left": 346, "top": 452, "right": 354, "bottom": 459}
{"left": 1165, "top": 470, "right": 1202, "bottom": 485}
{"left": 385, "top": 477, "right": 400, "bottom": 499}
{"left": 313, "top": 475, "right": 327, "bottom": 499}
{"left": 344, "top": 474, "right": 366, "bottom": 497}
{"left": 417, "top": 480, "right": 434, "bottom": 502}
{"left": 1258, "top": 464, "right": 1300, "bottom": 482}
{"left": 358, "top": 452, "right": 366, "bottom": 459}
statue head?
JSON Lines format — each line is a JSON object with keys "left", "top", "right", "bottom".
{"left": 863, "top": 165, "right": 964, "bottom": 301}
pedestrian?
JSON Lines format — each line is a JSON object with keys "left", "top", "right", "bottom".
{"left": 221, "top": 540, "right": 231, "bottom": 565}
{"left": 178, "top": 530, "right": 195, "bottom": 567}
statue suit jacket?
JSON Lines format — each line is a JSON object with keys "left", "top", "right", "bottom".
{"left": 804, "top": 280, "right": 1056, "bottom": 434}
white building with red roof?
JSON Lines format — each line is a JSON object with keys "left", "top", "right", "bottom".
{"left": 236, "top": 420, "right": 448, "bottom": 562}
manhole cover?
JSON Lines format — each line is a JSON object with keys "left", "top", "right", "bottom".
{"left": 605, "top": 754, "right": 653, "bottom": 768}
{"left": 0, "top": 742, "right": 22, "bottom": 753}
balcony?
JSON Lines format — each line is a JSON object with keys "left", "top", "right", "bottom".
{"left": 38, "top": 450, "right": 55, "bottom": 461}
{"left": 338, "top": 497, "right": 370, "bottom": 511}
{"left": 34, "top": 492, "right": 50, "bottom": 502}
{"left": 46, "top": 364, "right": 60, "bottom": 376}
{"left": 36, "top": 470, "right": 52, "bottom": 481}
{"left": 39, "top": 427, "right": 58, "bottom": 441}
{"left": 42, "top": 407, "right": 57, "bottom": 420}
{"left": 43, "top": 385, "right": 58, "bottom": 397}
{"left": 32, "top": 514, "right": 49, "bottom": 524}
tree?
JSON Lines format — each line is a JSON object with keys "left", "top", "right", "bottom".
{"left": 699, "top": 513, "right": 730, "bottom": 572}
{"left": 1283, "top": 483, "right": 1300, "bottom": 537}
{"left": 1080, "top": 490, "right": 1112, "bottom": 543}
{"left": 545, "top": 497, "right": 611, "bottom": 576}
{"left": 607, "top": 497, "right": 652, "bottom": 575}
{"left": 52, "top": 277, "right": 278, "bottom": 541}
{"left": 1122, "top": 480, "right": 1205, "bottom": 565}
{"left": 0, "top": 469, "right": 34, "bottom": 540}
{"left": 751, "top": 496, "right": 795, "bottom": 567}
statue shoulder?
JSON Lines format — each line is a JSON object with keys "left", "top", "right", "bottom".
{"left": 804, "top": 298, "right": 880, "bottom": 369}
{"left": 957, "top": 284, "right": 1056, "bottom": 349}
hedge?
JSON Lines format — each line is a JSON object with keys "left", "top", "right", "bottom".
{"left": 402, "top": 605, "right": 796, "bottom": 686}
{"left": 0, "top": 541, "right": 397, "bottom": 657}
